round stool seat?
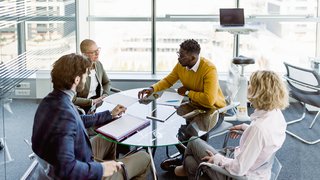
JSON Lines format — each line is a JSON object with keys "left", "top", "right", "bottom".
{"left": 233, "top": 56, "right": 255, "bottom": 65}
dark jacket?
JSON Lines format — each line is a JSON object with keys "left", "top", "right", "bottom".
{"left": 32, "top": 89, "right": 113, "bottom": 180}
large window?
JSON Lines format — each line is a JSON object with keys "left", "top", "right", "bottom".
{"left": 0, "top": 25, "right": 18, "bottom": 63}
{"left": 86, "top": 0, "right": 320, "bottom": 74}
{"left": 240, "top": 0, "right": 319, "bottom": 72}
{"left": 25, "top": 0, "right": 76, "bottom": 70}
{"left": 155, "top": 1, "right": 235, "bottom": 72}
{"left": 239, "top": 22, "right": 317, "bottom": 73}
{"left": 0, "top": 0, "right": 76, "bottom": 70}
{"left": 87, "top": 0, "right": 151, "bottom": 72}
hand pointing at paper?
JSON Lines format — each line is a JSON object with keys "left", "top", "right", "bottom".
{"left": 111, "top": 104, "right": 127, "bottom": 119}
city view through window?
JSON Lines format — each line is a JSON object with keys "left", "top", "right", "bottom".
{"left": 0, "top": 0, "right": 319, "bottom": 75}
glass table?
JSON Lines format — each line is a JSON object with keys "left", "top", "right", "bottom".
{"left": 95, "top": 88, "right": 218, "bottom": 179}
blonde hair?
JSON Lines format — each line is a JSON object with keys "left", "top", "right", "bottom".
{"left": 248, "top": 70, "right": 289, "bottom": 111}
{"left": 80, "top": 39, "right": 96, "bottom": 53}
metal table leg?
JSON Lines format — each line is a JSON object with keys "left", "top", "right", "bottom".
{"left": 147, "top": 147, "right": 157, "bottom": 180}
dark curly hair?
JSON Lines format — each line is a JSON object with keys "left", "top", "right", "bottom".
{"left": 51, "top": 53, "right": 91, "bottom": 90}
{"left": 180, "top": 39, "right": 201, "bottom": 54}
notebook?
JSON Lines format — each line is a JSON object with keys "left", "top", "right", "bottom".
{"left": 146, "top": 105, "right": 176, "bottom": 122}
{"left": 95, "top": 114, "right": 150, "bottom": 141}
{"left": 219, "top": 8, "right": 245, "bottom": 26}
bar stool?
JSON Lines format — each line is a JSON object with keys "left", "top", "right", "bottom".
{"left": 232, "top": 56, "right": 255, "bottom": 121}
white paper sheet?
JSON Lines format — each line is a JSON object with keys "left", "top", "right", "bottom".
{"left": 156, "top": 91, "right": 184, "bottom": 106}
{"left": 146, "top": 105, "right": 176, "bottom": 122}
{"left": 103, "top": 93, "right": 138, "bottom": 107}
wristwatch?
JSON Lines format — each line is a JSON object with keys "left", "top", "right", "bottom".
{"left": 185, "top": 90, "right": 190, "bottom": 96}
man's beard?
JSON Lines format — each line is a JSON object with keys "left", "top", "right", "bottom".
{"left": 76, "top": 78, "right": 85, "bottom": 92}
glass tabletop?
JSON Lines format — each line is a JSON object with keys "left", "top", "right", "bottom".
{"left": 95, "top": 88, "right": 217, "bottom": 148}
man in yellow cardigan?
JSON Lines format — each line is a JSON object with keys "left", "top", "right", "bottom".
{"left": 138, "top": 39, "right": 226, "bottom": 171}
{"left": 138, "top": 39, "right": 225, "bottom": 109}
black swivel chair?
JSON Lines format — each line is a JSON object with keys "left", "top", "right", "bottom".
{"left": 284, "top": 62, "right": 320, "bottom": 144}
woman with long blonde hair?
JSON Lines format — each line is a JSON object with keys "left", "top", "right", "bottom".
{"left": 173, "top": 70, "right": 289, "bottom": 180}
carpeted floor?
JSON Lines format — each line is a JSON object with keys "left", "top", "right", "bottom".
{"left": 0, "top": 99, "right": 319, "bottom": 180}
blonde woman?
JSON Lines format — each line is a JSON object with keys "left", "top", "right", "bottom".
{"left": 173, "top": 70, "right": 289, "bottom": 180}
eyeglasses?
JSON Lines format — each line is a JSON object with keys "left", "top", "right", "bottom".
{"left": 176, "top": 51, "right": 188, "bottom": 59}
{"left": 85, "top": 47, "right": 101, "bottom": 55}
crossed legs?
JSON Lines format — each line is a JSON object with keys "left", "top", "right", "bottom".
{"left": 176, "top": 138, "right": 226, "bottom": 180}
{"left": 91, "top": 136, "right": 151, "bottom": 180}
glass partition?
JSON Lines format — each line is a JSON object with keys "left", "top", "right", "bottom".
{"left": 0, "top": 0, "right": 76, "bottom": 179}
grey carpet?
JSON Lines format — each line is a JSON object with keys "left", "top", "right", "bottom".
{"left": 0, "top": 100, "right": 319, "bottom": 180}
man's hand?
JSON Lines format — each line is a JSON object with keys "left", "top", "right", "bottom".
{"left": 92, "top": 95, "right": 106, "bottom": 105}
{"left": 177, "top": 86, "right": 188, "bottom": 96}
{"left": 111, "top": 104, "right": 127, "bottom": 119}
{"left": 201, "top": 150, "right": 214, "bottom": 163}
{"left": 101, "top": 161, "right": 123, "bottom": 177}
{"left": 138, "top": 87, "right": 154, "bottom": 99}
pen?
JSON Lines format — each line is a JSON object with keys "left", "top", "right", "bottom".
{"left": 165, "top": 100, "right": 179, "bottom": 103}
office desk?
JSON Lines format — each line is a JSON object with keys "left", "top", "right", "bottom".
{"left": 95, "top": 88, "right": 218, "bottom": 179}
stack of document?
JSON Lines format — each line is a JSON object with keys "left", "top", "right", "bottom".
{"left": 156, "top": 91, "right": 184, "bottom": 107}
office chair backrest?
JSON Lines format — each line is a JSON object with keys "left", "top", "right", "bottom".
{"left": 284, "top": 62, "right": 320, "bottom": 94}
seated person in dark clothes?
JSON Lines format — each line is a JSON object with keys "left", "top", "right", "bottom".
{"left": 32, "top": 53, "right": 150, "bottom": 179}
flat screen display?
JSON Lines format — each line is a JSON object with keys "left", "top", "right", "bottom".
{"left": 219, "top": 8, "right": 245, "bottom": 26}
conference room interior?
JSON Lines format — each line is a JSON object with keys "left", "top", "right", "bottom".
{"left": 1, "top": 0, "right": 320, "bottom": 179}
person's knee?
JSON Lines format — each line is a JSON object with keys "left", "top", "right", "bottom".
{"left": 187, "top": 137, "right": 200, "bottom": 149}
{"left": 135, "top": 151, "right": 151, "bottom": 168}
{"left": 142, "top": 151, "right": 151, "bottom": 166}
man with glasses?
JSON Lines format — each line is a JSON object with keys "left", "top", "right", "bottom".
{"left": 73, "top": 39, "right": 111, "bottom": 114}
{"left": 74, "top": 39, "right": 130, "bottom": 159}
{"left": 138, "top": 39, "right": 226, "bottom": 172}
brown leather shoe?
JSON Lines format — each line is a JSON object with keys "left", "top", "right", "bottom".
{"left": 160, "top": 157, "right": 182, "bottom": 172}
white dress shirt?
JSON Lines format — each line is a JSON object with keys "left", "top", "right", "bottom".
{"left": 87, "top": 69, "right": 99, "bottom": 98}
{"left": 214, "top": 109, "right": 287, "bottom": 180}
